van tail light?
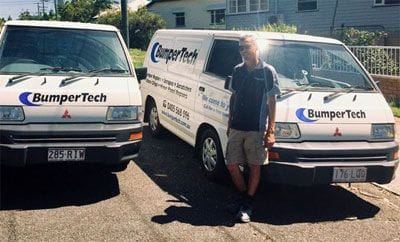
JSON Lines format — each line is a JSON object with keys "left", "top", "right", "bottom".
{"left": 394, "top": 150, "right": 399, "bottom": 160}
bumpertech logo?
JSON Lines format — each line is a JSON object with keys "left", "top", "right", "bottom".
{"left": 296, "top": 108, "right": 366, "bottom": 122}
{"left": 19, "top": 92, "right": 107, "bottom": 106}
{"left": 150, "top": 42, "right": 198, "bottom": 64}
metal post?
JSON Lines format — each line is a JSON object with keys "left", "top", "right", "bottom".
{"left": 121, "top": 0, "right": 129, "bottom": 48}
{"left": 42, "top": 0, "right": 45, "bottom": 16}
{"left": 37, "top": 2, "right": 41, "bottom": 16}
{"left": 54, "top": 0, "right": 57, "bottom": 19}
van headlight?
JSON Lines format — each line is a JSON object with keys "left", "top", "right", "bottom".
{"left": 107, "top": 106, "right": 139, "bottom": 121}
{"left": 275, "top": 123, "right": 300, "bottom": 139}
{"left": 371, "top": 124, "right": 394, "bottom": 140}
{"left": 0, "top": 106, "right": 24, "bottom": 121}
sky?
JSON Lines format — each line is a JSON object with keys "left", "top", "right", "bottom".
{"left": 0, "top": 0, "right": 55, "bottom": 20}
{"left": 0, "top": 0, "right": 149, "bottom": 20}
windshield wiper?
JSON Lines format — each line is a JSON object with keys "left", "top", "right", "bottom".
{"left": 89, "top": 68, "right": 128, "bottom": 74}
{"left": 8, "top": 72, "right": 44, "bottom": 84}
{"left": 278, "top": 85, "right": 311, "bottom": 98}
{"left": 345, "top": 85, "right": 374, "bottom": 93}
{"left": 8, "top": 67, "right": 83, "bottom": 85}
{"left": 60, "top": 68, "right": 128, "bottom": 85}
{"left": 41, "top": 67, "right": 83, "bottom": 73}
{"left": 323, "top": 85, "right": 374, "bottom": 101}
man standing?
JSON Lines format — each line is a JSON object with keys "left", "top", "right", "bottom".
{"left": 226, "top": 34, "right": 280, "bottom": 223}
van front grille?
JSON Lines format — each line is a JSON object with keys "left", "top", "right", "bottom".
{"left": 10, "top": 134, "right": 117, "bottom": 143}
{"left": 296, "top": 154, "right": 387, "bottom": 163}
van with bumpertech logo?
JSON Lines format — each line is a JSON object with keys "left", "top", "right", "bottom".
{"left": 0, "top": 21, "right": 147, "bottom": 171}
{"left": 141, "top": 29, "right": 399, "bottom": 185}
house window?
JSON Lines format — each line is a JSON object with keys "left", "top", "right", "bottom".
{"left": 174, "top": 12, "right": 185, "bottom": 27}
{"left": 228, "top": 0, "right": 269, "bottom": 13}
{"left": 250, "top": 0, "right": 268, "bottom": 11}
{"left": 375, "top": 0, "right": 400, "bottom": 5}
{"left": 210, "top": 9, "right": 225, "bottom": 25}
{"left": 298, "top": 0, "right": 317, "bottom": 11}
{"left": 238, "top": 0, "right": 247, "bottom": 13}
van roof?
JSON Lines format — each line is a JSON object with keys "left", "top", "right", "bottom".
{"left": 5, "top": 20, "right": 118, "bottom": 32}
{"left": 156, "top": 29, "right": 343, "bottom": 45}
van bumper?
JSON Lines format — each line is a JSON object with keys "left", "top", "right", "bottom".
{"left": 0, "top": 123, "right": 142, "bottom": 167}
{"left": 264, "top": 141, "right": 399, "bottom": 186}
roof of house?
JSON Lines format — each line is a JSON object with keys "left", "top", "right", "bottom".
{"left": 147, "top": 0, "right": 177, "bottom": 7}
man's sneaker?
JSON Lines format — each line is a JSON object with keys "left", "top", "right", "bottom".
{"left": 236, "top": 203, "right": 253, "bottom": 223}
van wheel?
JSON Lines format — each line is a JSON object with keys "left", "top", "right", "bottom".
{"left": 148, "top": 100, "right": 164, "bottom": 137}
{"left": 199, "top": 128, "right": 227, "bottom": 182}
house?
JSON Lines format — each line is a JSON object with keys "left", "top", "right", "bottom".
{"left": 147, "top": 0, "right": 226, "bottom": 29}
{"left": 147, "top": 0, "right": 399, "bottom": 44}
{"left": 109, "top": 0, "right": 150, "bottom": 11}
{"left": 225, "top": 0, "right": 400, "bottom": 45}
{"left": 128, "top": 0, "right": 151, "bottom": 11}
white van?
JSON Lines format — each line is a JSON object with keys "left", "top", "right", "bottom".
{"left": 141, "top": 29, "right": 399, "bottom": 185}
{"left": 0, "top": 21, "right": 146, "bottom": 171}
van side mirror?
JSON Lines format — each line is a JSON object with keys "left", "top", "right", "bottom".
{"left": 224, "top": 76, "right": 232, "bottom": 90}
{"left": 135, "top": 67, "right": 147, "bottom": 84}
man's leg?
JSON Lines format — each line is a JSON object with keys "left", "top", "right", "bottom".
{"left": 247, "top": 164, "right": 261, "bottom": 196}
{"left": 226, "top": 164, "right": 247, "bottom": 192}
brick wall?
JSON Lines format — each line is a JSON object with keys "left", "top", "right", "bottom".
{"left": 373, "top": 74, "right": 400, "bottom": 103}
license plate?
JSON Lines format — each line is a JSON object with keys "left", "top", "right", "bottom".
{"left": 332, "top": 167, "right": 367, "bottom": 183}
{"left": 48, "top": 148, "right": 85, "bottom": 162}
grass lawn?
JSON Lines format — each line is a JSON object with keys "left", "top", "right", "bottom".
{"left": 129, "top": 48, "right": 146, "bottom": 68}
{"left": 391, "top": 104, "right": 400, "bottom": 118}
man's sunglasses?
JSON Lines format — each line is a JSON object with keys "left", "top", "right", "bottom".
{"left": 239, "top": 45, "right": 252, "bottom": 51}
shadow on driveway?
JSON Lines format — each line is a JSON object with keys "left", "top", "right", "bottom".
{"left": 136, "top": 127, "right": 380, "bottom": 226}
{"left": 0, "top": 164, "right": 120, "bottom": 210}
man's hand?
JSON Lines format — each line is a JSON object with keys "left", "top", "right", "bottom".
{"left": 264, "top": 129, "right": 275, "bottom": 148}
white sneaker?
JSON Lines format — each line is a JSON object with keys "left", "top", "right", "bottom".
{"left": 236, "top": 204, "right": 252, "bottom": 223}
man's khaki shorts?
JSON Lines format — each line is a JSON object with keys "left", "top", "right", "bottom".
{"left": 226, "top": 128, "right": 268, "bottom": 166}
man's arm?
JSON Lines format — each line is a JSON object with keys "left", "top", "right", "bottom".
{"left": 265, "top": 95, "right": 276, "bottom": 147}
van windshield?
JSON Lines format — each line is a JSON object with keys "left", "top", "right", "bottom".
{"left": 0, "top": 26, "right": 130, "bottom": 76}
{"left": 259, "top": 40, "right": 375, "bottom": 91}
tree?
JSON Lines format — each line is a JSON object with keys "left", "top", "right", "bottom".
{"left": 0, "top": 18, "right": 5, "bottom": 30}
{"left": 97, "top": 7, "right": 165, "bottom": 49}
{"left": 17, "top": 10, "right": 55, "bottom": 20}
{"left": 58, "top": 0, "right": 112, "bottom": 23}
{"left": 18, "top": 11, "right": 39, "bottom": 20}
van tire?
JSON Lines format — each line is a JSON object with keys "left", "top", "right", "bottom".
{"left": 148, "top": 100, "right": 164, "bottom": 137}
{"left": 198, "top": 128, "right": 228, "bottom": 182}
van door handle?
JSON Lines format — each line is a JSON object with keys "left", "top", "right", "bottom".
{"left": 199, "top": 86, "right": 205, "bottom": 92}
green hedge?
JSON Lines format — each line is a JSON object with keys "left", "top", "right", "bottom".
{"left": 97, "top": 8, "right": 165, "bottom": 50}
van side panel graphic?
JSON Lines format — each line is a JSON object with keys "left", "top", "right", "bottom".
{"left": 151, "top": 42, "right": 160, "bottom": 63}
{"left": 150, "top": 42, "right": 198, "bottom": 64}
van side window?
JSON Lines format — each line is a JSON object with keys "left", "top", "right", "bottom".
{"left": 206, "top": 39, "right": 242, "bottom": 78}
